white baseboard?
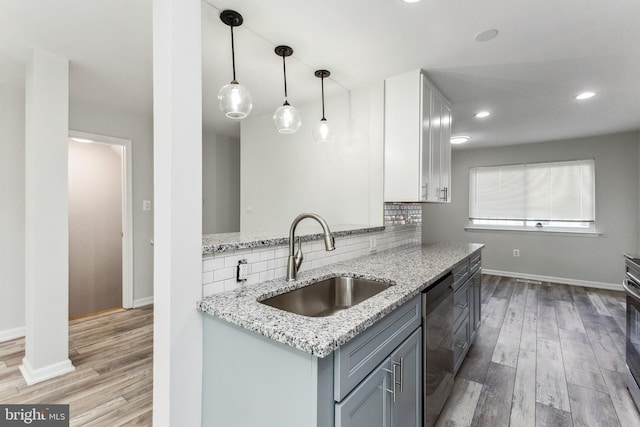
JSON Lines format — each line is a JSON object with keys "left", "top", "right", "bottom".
{"left": 0, "top": 326, "right": 25, "bottom": 343}
{"left": 483, "top": 269, "right": 622, "bottom": 291}
{"left": 133, "top": 296, "right": 154, "bottom": 308}
{"left": 20, "top": 357, "right": 75, "bottom": 385}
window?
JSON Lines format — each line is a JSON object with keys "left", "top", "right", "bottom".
{"left": 468, "top": 159, "right": 595, "bottom": 231}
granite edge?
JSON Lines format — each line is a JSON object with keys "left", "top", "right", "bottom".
{"left": 202, "top": 225, "right": 386, "bottom": 255}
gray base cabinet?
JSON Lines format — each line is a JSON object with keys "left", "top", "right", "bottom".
{"left": 336, "top": 328, "right": 421, "bottom": 427}
{"left": 203, "top": 296, "right": 422, "bottom": 427}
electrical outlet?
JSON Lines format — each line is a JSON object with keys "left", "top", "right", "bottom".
{"left": 237, "top": 259, "right": 248, "bottom": 281}
{"left": 513, "top": 249, "right": 520, "bottom": 257}
{"left": 142, "top": 200, "right": 151, "bottom": 211}
{"left": 369, "top": 237, "right": 377, "bottom": 253}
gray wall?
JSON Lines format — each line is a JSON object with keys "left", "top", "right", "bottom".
{"left": 422, "top": 131, "right": 640, "bottom": 286}
{"left": 202, "top": 131, "right": 240, "bottom": 234}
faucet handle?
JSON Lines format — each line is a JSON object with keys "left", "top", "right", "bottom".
{"left": 294, "top": 236, "right": 304, "bottom": 271}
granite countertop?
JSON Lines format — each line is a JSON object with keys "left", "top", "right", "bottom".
{"left": 197, "top": 241, "right": 483, "bottom": 357}
{"left": 202, "top": 224, "right": 384, "bottom": 255}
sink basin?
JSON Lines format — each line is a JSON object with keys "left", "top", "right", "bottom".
{"left": 260, "top": 276, "right": 391, "bottom": 317}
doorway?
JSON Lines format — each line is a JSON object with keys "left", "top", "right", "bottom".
{"left": 68, "top": 131, "right": 133, "bottom": 318}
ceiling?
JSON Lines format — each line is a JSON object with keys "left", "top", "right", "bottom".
{"left": 2, "top": 0, "right": 639, "bottom": 149}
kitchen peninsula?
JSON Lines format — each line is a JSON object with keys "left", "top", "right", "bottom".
{"left": 198, "top": 241, "right": 483, "bottom": 426}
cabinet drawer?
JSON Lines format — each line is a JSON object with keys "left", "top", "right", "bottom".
{"left": 453, "top": 315, "right": 470, "bottom": 374}
{"left": 470, "top": 253, "right": 482, "bottom": 274}
{"left": 452, "top": 261, "right": 469, "bottom": 290}
{"left": 453, "top": 281, "right": 470, "bottom": 326}
{"left": 334, "top": 295, "right": 421, "bottom": 401}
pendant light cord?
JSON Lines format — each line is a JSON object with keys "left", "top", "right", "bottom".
{"left": 282, "top": 54, "right": 288, "bottom": 100}
{"left": 230, "top": 26, "right": 237, "bottom": 82}
{"left": 321, "top": 75, "right": 326, "bottom": 120}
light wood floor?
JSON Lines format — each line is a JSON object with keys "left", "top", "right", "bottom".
{"left": 0, "top": 306, "right": 153, "bottom": 426}
{"left": 437, "top": 274, "right": 640, "bottom": 427}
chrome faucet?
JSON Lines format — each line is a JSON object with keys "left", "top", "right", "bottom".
{"left": 286, "top": 213, "right": 335, "bottom": 281}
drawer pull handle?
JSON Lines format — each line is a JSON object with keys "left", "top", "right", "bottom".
{"left": 455, "top": 272, "right": 468, "bottom": 281}
{"left": 456, "top": 341, "right": 468, "bottom": 349}
{"left": 455, "top": 303, "right": 468, "bottom": 310}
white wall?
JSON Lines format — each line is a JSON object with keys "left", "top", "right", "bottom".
{"left": 22, "top": 50, "right": 74, "bottom": 382}
{"left": 152, "top": 0, "right": 203, "bottom": 422}
{"left": 202, "top": 131, "right": 240, "bottom": 233}
{"left": 0, "top": 84, "right": 25, "bottom": 338}
{"left": 422, "top": 131, "right": 640, "bottom": 286}
{"left": 240, "top": 84, "right": 384, "bottom": 232}
{"left": 70, "top": 101, "right": 154, "bottom": 303}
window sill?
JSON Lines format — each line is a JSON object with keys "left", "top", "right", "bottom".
{"left": 464, "top": 225, "right": 601, "bottom": 237}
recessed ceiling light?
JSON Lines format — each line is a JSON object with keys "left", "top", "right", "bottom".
{"left": 474, "top": 111, "right": 491, "bottom": 118}
{"left": 451, "top": 136, "right": 470, "bottom": 145}
{"left": 475, "top": 29, "right": 499, "bottom": 42}
{"left": 70, "top": 137, "right": 94, "bottom": 143}
{"left": 402, "top": 0, "right": 422, "bottom": 3}
{"left": 575, "top": 91, "right": 596, "bottom": 100}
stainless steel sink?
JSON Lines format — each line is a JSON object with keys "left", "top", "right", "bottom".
{"left": 260, "top": 276, "right": 391, "bottom": 317}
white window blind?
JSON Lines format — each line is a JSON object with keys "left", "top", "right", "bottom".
{"left": 469, "top": 159, "right": 595, "bottom": 223}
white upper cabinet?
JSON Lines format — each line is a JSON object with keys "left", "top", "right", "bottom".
{"left": 384, "top": 70, "right": 452, "bottom": 203}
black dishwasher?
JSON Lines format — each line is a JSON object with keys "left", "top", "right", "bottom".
{"left": 422, "top": 272, "right": 454, "bottom": 427}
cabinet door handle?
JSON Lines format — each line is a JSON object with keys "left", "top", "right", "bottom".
{"left": 456, "top": 340, "right": 468, "bottom": 349}
{"left": 455, "top": 302, "right": 468, "bottom": 310}
{"left": 383, "top": 364, "right": 397, "bottom": 402}
{"left": 396, "top": 358, "right": 404, "bottom": 393}
{"left": 440, "top": 187, "right": 448, "bottom": 201}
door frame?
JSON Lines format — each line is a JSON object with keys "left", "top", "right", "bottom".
{"left": 69, "top": 130, "right": 134, "bottom": 309}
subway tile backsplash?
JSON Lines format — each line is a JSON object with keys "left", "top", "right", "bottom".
{"left": 202, "top": 224, "right": 421, "bottom": 296}
{"left": 384, "top": 203, "right": 422, "bottom": 226}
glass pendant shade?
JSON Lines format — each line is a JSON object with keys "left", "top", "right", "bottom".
{"left": 218, "top": 81, "right": 253, "bottom": 119}
{"left": 273, "top": 102, "right": 302, "bottom": 134}
{"left": 273, "top": 45, "right": 300, "bottom": 134}
{"left": 312, "top": 118, "right": 333, "bottom": 143}
{"left": 218, "top": 10, "right": 251, "bottom": 120}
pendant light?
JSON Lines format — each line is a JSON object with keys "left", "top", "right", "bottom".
{"left": 217, "top": 10, "right": 253, "bottom": 119}
{"left": 312, "top": 69, "right": 333, "bottom": 143}
{"left": 273, "top": 45, "right": 301, "bottom": 134}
